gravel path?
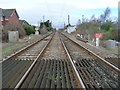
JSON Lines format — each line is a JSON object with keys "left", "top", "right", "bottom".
{"left": 60, "top": 34, "right": 94, "bottom": 60}
{"left": 41, "top": 32, "right": 67, "bottom": 60}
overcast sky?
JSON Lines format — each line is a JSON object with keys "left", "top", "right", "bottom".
{"left": 0, "top": 0, "right": 119, "bottom": 28}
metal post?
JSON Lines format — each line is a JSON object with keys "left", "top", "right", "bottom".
{"left": 96, "top": 38, "right": 100, "bottom": 46}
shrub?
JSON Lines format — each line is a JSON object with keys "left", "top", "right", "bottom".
{"left": 2, "top": 23, "right": 26, "bottom": 42}
{"left": 23, "top": 25, "right": 35, "bottom": 35}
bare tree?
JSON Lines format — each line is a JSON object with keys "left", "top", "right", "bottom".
{"left": 99, "top": 7, "right": 111, "bottom": 22}
{"left": 2, "top": 22, "right": 26, "bottom": 41}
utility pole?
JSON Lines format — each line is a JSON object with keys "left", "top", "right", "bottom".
{"left": 64, "top": 22, "right": 65, "bottom": 28}
{"left": 68, "top": 15, "right": 70, "bottom": 26}
{"left": 43, "top": 16, "right": 45, "bottom": 23}
{"left": 51, "top": 20, "right": 52, "bottom": 26}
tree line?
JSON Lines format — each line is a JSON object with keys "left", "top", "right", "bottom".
{"left": 76, "top": 7, "right": 118, "bottom": 41}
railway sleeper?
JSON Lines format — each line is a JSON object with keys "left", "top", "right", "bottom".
{"left": 77, "top": 60, "right": 95, "bottom": 89}
{"left": 45, "top": 60, "right": 53, "bottom": 88}
{"left": 2, "top": 61, "right": 25, "bottom": 87}
{"left": 34, "top": 60, "right": 47, "bottom": 88}
{"left": 60, "top": 61, "right": 66, "bottom": 88}
{"left": 2, "top": 60, "right": 21, "bottom": 75}
{"left": 40, "top": 60, "right": 51, "bottom": 88}
{"left": 51, "top": 60, "right": 57, "bottom": 88}
{"left": 67, "top": 61, "right": 77, "bottom": 88}
{"left": 64, "top": 61, "right": 71, "bottom": 88}
{"left": 88, "top": 59, "right": 119, "bottom": 88}
{"left": 27, "top": 61, "right": 43, "bottom": 88}
{"left": 22, "top": 61, "right": 40, "bottom": 88}
{"left": 11, "top": 61, "right": 32, "bottom": 88}
{"left": 95, "top": 60, "right": 119, "bottom": 84}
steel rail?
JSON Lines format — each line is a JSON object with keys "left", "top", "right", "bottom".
{"left": 59, "top": 35, "right": 86, "bottom": 89}
{"left": 61, "top": 32, "right": 120, "bottom": 74}
{"left": 15, "top": 32, "right": 85, "bottom": 89}
{"left": 1, "top": 33, "right": 52, "bottom": 63}
{"left": 14, "top": 33, "right": 55, "bottom": 89}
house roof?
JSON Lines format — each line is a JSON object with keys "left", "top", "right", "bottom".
{"left": 0, "top": 8, "right": 19, "bottom": 18}
{"left": 19, "top": 20, "right": 29, "bottom": 25}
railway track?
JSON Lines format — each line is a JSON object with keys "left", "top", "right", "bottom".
{"left": 2, "top": 31, "right": 119, "bottom": 89}
{"left": 2, "top": 32, "right": 85, "bottom": 89}
{"left": 60, "top": 32, "right": 120, "bottom": 89}
{"left": 2, "top": 33, "right": 54, "bottom": 88}
{"left": 105, "top": 57, "right": 119, "bottom": 69}
{"left": 65, "top": 32, "right": 119, "bottom": 66}
{"left": 18, "top": 59, "right": 85, "bottom": 89}
{"left": 1, "top": 33, "right": 52, "bottom": 62}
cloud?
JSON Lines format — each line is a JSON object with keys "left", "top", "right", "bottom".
{"left": 0, "top": 0, "right": 119, "bottom": 10}
{"left": 0, "top": 0, "right": 119, "bottom": 28}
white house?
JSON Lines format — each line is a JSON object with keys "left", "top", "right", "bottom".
{"left": 66, "top": 25, "right": 76, "bottom": 33}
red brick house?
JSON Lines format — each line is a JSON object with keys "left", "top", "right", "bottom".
{"left": 0, "top": 8, "right": 26, "bottom": 41}
{"left": 0, "top": 8, "right": 22, "bottom": 28}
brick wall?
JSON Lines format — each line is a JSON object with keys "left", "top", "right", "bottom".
{"left": 7, "top": 12, "right": 20, "bottom": 25}
{"left": 2, "top": 11, "right": 20, "bottom": 28}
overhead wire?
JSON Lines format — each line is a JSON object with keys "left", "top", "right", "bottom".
{"left": 57, "top": 0, "right": 67, "bottom": 28}
{"left": 43, "top": 0, "right": 68, "bottom": 28}
{"left": 44, "top": 0, "right": 54, "bottom": 27}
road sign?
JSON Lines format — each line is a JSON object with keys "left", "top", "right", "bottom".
{"left": 95, "top": 33, "right": 103, "bottom": 38}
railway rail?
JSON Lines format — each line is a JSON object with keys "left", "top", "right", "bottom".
{"left": 60, "top": 32, "right": 120, "bottom": 72}
{"left": 1, "top": 33, "right": 52, "bottom": 62}
{"left": 2, "top": 33, "right": 54, "bottom": 88}
{"left": 105, "top": 57, "right": 119, "bottom": 69}
{"left": 2, "top": 31, "right": 119, "bottom": 89}
{"left": 2, "top": 32, "right": 85, "bottom": 89}
{"left": 76, "top": 33, "right": 118, "bottom": 66}
{"left": 60, "top": 32, "right": 120, "bottom": 89}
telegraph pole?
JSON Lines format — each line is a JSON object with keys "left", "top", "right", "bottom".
{"left": 43, "top": 16, "right": 45, "bottom": 23}
{"left": 64, "top": 22, "right": 65, "bottom": 28}
{"left": 68, "top": 15, "right": 70, "bottom": 26}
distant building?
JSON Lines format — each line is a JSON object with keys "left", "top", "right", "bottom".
{"left": 0, "top": 8, "right": 21, "bottom": 27}
{"left": 0, "top": 8, "right": 26, "bottom": 41}
{"left": 65, "top": 25, "right": 76, "bottom": 33}
{"left": 19, "top": 20, "right": 29, "bottom": 25}
{"left": 0, "top": 8, "right": 26, "bottom": 33}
